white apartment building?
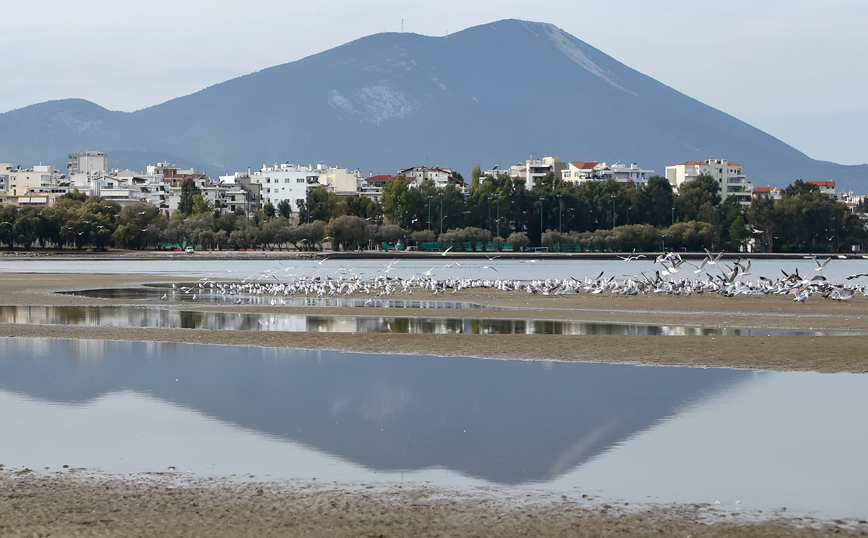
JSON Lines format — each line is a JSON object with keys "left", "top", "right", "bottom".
{"left": 68, "top": 151, "right": 108, "bottom": 187}
{"left": 251, "top": 162, "right": 321, "bottom": 209}
{"left": 610, "top": 162, "right": 654, "bottom": 183}
{"left": 665, "top": 158, "right": 753, "bottom": 206}
{"left": 561, "top": 161, "right": 653, "bottom": 184}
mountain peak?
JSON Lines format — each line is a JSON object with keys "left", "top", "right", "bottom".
{"left": 1, "top": 21, "right": 864, "bottom": 189}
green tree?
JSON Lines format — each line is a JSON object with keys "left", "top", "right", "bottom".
{"left": 307, "top": 187, "right": 339, "bottom": 222}
{"left": 633, "top": 176, "right": 674, "bottom": 227}
{"left": 277, "top": 199, "right": 292, "bottom": 219}
{"left": 191, "top": 194, "right": 211, "bottom": 215}
{"left": 177, "top": 178, "right": 201, "bottom": 217}
{"left": 62, "top": 188, "right": 88, "bottom": 202}
{"left": 674, "top": 173, "right": 721, "bottom": 223}
{"left": 324, "top": 215, "right": 369, "bottom": 251}
{"left": 728, "top": 215, "right": 750, "bottom": 252}
{"left": 784, "top": 179, "right": 819, "bottom": 197}
{"left": 382, "top": 176, "right": 411, "bottom": 226}
{"left": 263, "top": 202, "right": 276, "bottom": 219}
{"left": 506, "top": 231, "right": 529, "bottom": 252}
{"left": 113, "top": 203, "right": 166, "bottom": 249}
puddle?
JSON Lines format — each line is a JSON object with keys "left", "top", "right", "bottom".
{"left": 0, "top": 305, "right": 858, "bottom": 336}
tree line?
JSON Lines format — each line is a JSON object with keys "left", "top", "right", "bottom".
{"left": 0, "top": 174, "right": 865, "bottom": 253}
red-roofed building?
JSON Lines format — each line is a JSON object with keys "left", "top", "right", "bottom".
{"left": 364, "top": 174, "right": 400, "bottom": 188}
{"left": 808, "top": 180, "right": 839, "bottom": 200}
{"left": 751, "top": 186, "right": 782, "bottom": 200}
{"left": 562, "top": 161, "right": 606, "bottom": 182}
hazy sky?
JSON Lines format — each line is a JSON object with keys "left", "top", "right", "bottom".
{"left": 3, "top": 0, "right": 866, "bottom": 165}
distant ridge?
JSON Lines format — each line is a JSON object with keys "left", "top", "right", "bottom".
{"left": 1, "top": 19, "right": 865, "bottom": 190}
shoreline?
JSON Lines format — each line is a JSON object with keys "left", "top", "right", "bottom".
{"left": 3, "top": 469, "right": 865, "bottom": 538}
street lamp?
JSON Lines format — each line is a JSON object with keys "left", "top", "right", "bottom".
{"left": 558, "top": 195, "right": 563, "bottom": 233}
{"left": 486, "top": 195, "right": 492, "bottom": 233}
{"left": 427, "top": 195, "right": 433, "bottom": 231}
{"left": 439, "top": 193, "right": 444, "bottom": 235}
{"left": 539, "top": 197, "right": 546, "bottom": 243}
{"left": 671, "top": 207, "right": 675, "bottom": 226}
{"left": 495, "top": 196, "right": 501, "bottom": 239}
{"left": 611, "top": 195, "right": 616, "bottom": 228}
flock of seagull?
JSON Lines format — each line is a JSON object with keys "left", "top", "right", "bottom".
{"left": 157, "top": 250, "right": 868, "bottom": 304}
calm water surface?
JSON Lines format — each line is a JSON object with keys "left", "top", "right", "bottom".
{"left": 0, "top": 338, "right": 865, "bottom": 519}
{"left": 0, "top": 305, "right": 853, "bottom": 336}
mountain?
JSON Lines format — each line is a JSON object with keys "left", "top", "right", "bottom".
{"left": 2, "top": 19, "right": 866, "bottom": 191}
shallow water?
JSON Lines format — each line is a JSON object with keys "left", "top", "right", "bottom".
{"left": 63, "top": 287, "right": 495, "bottom": 309}
{"left": 3, "top": 256, "right": 867, "bottom": 285}
{"left": 0, "top": 305, "right": 855, "bottom": 336}
{"left": 0, "top": 338, "right": 866, "bottom": 519}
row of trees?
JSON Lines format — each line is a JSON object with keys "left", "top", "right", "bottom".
{"left": 0, "top": 174, "right": 865, "bottom": 253}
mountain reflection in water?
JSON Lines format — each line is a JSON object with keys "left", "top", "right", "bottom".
{"left": 0, "top": 338, "right": 748, "bottom": 484}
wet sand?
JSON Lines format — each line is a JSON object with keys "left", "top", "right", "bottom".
{"left": 1, "top": 271, "right": 867, "bottom": 536}
{"left": 2, "top": 272, "right": 867, "bottom": 373}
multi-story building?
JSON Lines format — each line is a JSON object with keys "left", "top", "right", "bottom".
{"left": 808, "top": 180, "right": 839, "bottom": 200}
{"left": 665, "top": 158, "right": 753, "bottom": 206}
{"left": 217, "top": 173, "right": 262, "bottom": 215}
{"left": 6, "top": 165, "right": 65, "bottom": 196}
{"left": 0, "top": 163, "right": 10, "bottom": 193}
{"left": 561, "top": 161, "right": 654, "bottom": 184}
{"left": 562, "top": 161, "right": 605, "bottom": 183}
{"left": 397, "top": 166, "right": 465, "bottom": 190}
{"left": 610, "top": 162, "right": 654, "bottom": 184}
{"left": 510, "top": 156, "right": 565, "bottom": 189}
{"left": 250, "top": 162, "right": 321, "bottom": 210}
{"left": 68, "top": 151, "right": 108, "bottom": 188}
{"left": 317, "top": 166, "right": 364, "bottom": 196}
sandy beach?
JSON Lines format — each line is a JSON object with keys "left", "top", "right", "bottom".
{"left": 1, "top": 270, "right": 867, "bottom": 536}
